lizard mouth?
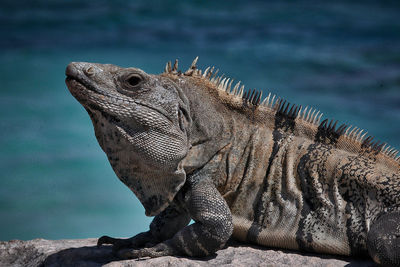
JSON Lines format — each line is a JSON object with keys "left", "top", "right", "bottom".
{"left": 66, "top": 76, "right": 94, "bottom": 92}
{"left": 65, "top": 75, "right": 106, "bottom": 97}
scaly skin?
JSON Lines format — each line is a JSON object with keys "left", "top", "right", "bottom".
{"left": 66, "top": 58, "right": 400, "bottom": 265}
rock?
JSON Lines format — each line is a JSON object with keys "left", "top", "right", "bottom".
{"left": 0, "top": 238, "right": 376, "bottom": 267}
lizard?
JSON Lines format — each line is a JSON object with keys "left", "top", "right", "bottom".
{"left": 65, "top": 57, "right": 400, "bottom": 266}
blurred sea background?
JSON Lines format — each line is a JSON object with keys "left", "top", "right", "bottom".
{"left": 1, "top": 0, "right": 399, "bottom": 241}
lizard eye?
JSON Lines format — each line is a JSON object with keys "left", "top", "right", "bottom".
{"left": 126, "top": 75, "right": 142, "bottom": 87}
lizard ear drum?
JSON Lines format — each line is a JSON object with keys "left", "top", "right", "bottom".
{"left": 178, "top": 107, "right": 191, "bottom": 133}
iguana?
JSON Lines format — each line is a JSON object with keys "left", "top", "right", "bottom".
{"left": 65, "top": 58, "right": 400, "bottom": 266}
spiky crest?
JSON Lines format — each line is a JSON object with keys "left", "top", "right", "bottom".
{"left": 163, "top": 57, "right": 400, "bottom": 162}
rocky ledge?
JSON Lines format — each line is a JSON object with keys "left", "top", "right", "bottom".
{"left": 0, "top": 238, "right": 376, "bottom": 267}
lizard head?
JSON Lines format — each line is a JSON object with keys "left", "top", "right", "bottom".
{"left": 66, "top": 62, "right": 191, "bottom": 216}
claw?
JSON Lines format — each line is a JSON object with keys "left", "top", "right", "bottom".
{"left": 116, "top": 243, "right": 175, "bottom": 259}
{"left": 117, "top": 247, "right": 159, "bottom": 259}
{"left": 117, "top": 248, "right": 143, "bottom": 259}
{"left": 97, "top": 235, "right": 134, "bottom": 251}
{"left": 97, "top": 235, "right": 117, "bottom": 247}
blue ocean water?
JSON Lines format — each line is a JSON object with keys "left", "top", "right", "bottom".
{"left": 0, "top": 0, "right": 399, "bottom": 241}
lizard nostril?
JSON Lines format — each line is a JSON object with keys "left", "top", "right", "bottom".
{"left": 85, "top": 66, "right": 95, "bottom": 76}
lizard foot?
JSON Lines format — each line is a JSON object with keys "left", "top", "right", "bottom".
{"left": 116, "top": 242, "right": 178, "bottom": 259}
{"left": 97, "top": 232, "right": 157, "bottom": 252}
{"left": 97, "top": 235, "right": 140, "bottom": 252}
{"left": 97, "top": 235, "right": 118, "bottom": 247}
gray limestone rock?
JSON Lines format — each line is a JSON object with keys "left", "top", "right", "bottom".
{"left": 0, "top": 238, "right": 376, "bottom": 267}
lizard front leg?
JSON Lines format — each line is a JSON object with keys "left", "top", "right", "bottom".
{"left": 97, "top": 201, "right": 191, "bottom": 252}
{"left": 117, "top": 176, "right": 233, "bottom": 259}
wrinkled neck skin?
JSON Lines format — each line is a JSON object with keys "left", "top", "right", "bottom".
{"left": 170, "top": 75, "right": 237, "bottom": 179}
{"left": 85, "top": 100, "right": 189, "bottom": 217}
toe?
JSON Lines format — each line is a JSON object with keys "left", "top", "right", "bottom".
{"left": 97, "top": 235, "right": 120, "bottom": 247}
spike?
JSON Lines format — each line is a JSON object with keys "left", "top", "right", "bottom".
{"left": 376, "top": 142, "right": 385, "bottom": 151}
{"left": 167, "top": 61, "right": 172, "bottom": 72}
{"left": 302, "top": 106, "right": 308, "bottom": 120}
{"left": 216, "top": 75, "right": 224, "bottom": 86}
{"left": 242, "top": 90, "right": 248, "bottom": 100}
{"left": 239, "top": 85, "right": 245, "bottom": 98}
{"left": 233, "top": 81, "right": 241, "bottom": 95}
{"left": 227, "top": 79, "right": 234, "bottom": 93}
{"left": 249, "top": 89, "right": 255, "bottom": 102}
{"left": 348, "top": 127, "right": 358, "bottom": 138}
{"left": 212, "top": 76, "right": 218, "bottom": 85}
{"left": 253, "top": 90, "right": 260, "bottom": 105}
{"left": 363, "top": 136, "right": 373, "bottom": 146}
{"left": 345, "top": 125, "right": 353, "bottom": 136}
{"left": 262, "top": 92, "right": 271, "bottom": 106}
{"left": 224, "top": 78, "right": 230, "bottom": 91}
{"left": 273, "top": 97, "right": 281, "bottom": 109}
{"left": 353, "top": 128, "right": 361, "bottom": 139}
{"left": 331, "top": 120, "right": 338, "bottom": 131}
{"left": 173, "top": 59, "right": 178, "bottom": 71}
{"left": 309, "top": 109, "right": 317, "bottom": 123}
{"left": 381, "top": 144, "right": 388, "bottom": 152}
{"left": 305, "top": 108, "right": 312, "bottom": 122}
{"left": 316, "top": 113, "right": 323, "bottom": 124}
{"left": 297, "top": 106, "right": 303, "bottom": 117}
{"left": 355, "top": 130, "right": 364, "bottom": 141}
{"left": 202, "top": 66, "right": 210, "bottom": 77}
{"left": 294, "top": 105, "right": 301, "bottom": 118}
{"left": 218, "top": 77, "right": 227, "bottom": 90}
{"left": 370, "top": 141, "right": 377, "bottom": 150}
{"left": 359, "top": 132, "right": 368, "bottom": 141}
{"left": 278, "top": 100, "right": 286, "bottom": 112}
{"left": 256, "top": 91, "right": 262, "bottom": 105}
{"left": 320, "top": 119, "right": 328, "bottom": 129}
{"left": 270, "top": 95, "right": 276, "bottom": 108}
{"left": 251, "top": 91, "right": 258, "bottom": 105}
{"left": 245, "top": 89, "right": 251, "bottom": 101}
{"left": 283, "top": 101, "right": 290, "bottom": 114}
{"left": 214, "top": 76, "right": 221, "bottom": 85}
{"left": 312, "top": 111, "right": 320, "bottom": 123}
{"left": 337, "top": 124, "right": 347, "bottom": 135}
{"left": 372, "top": 141, "right": 379, "bottom": 151}
{"left": 355, "top": 130, "right": 363, "bottom": 141}
{"left": 184, "top": 66, "right": 194, "bottom": 76}
{"left": 327, "top": 119, "right": 334, "bottom": 130}
{"left": 336, "top": 124, "right": 344, "bottom": 135}
{"left": 288, "top": 104, "right": 295, "bottom": 117}
{"left": 190, "top": 56, "right": 198, "bottom": 69}
{"left": 212, "top": 69, "right": 219, "bottom": 79}
{"left": 207, "top": 67, "right": 215, "bottom": 79}
{"left": 261, "top": 98, "right": 267, "bottom": 106}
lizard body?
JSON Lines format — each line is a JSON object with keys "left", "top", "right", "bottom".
{"left": 66, "top": 58, "right": 400, "bottom": 265}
